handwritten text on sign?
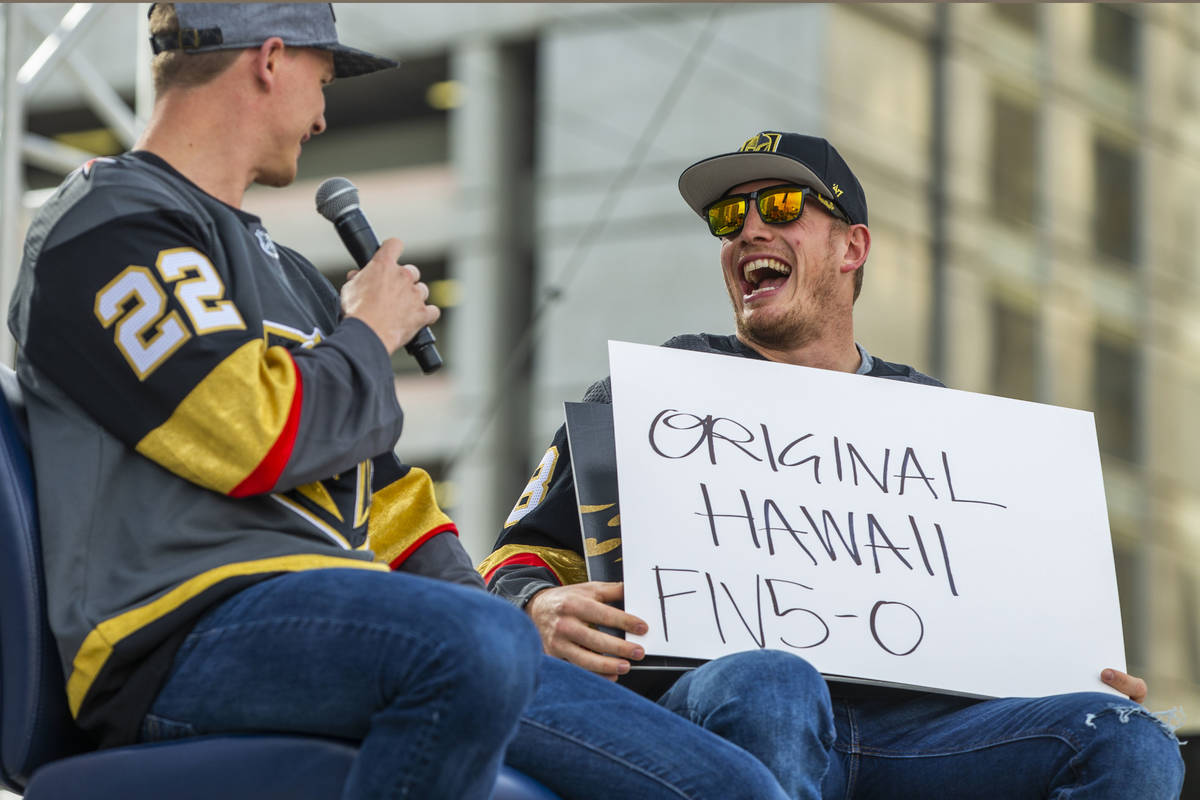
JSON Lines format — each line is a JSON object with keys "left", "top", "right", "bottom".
{"left": 608, "top": 341, "right": 1125, "bottom": 699}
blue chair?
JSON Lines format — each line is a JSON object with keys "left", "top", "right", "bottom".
{"left": 0, "top": 364, "right": 558, "bottom": 799}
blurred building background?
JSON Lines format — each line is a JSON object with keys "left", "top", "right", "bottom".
{"left": 2, "top": 0, "right": 1199, "bottom": 777}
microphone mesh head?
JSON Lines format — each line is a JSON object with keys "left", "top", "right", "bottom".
{"left": 315, "top": 177, "right": 360, "bottom": 221}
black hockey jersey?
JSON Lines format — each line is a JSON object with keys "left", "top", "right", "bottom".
{"left": 8, "top": 152, "right": 458, "bottom": 745}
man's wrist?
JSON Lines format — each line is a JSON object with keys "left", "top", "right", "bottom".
{"left": 515, "top": 579, "right": 558, "bottom": 611}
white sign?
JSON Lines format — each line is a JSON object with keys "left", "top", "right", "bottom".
{"left": 609, "top": 340, "right": 1125, "bottom": 699}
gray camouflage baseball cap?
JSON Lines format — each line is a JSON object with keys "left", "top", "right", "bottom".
{"left": 149, "top": 3, "right": 397, "bottom": 79}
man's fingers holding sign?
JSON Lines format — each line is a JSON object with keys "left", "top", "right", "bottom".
{"left": 528, "top": 581, "right": 647, "bottom": 680}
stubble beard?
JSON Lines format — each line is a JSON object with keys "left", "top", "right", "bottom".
{"left": 730, "top": 251, "right": 842, "bottom": 352}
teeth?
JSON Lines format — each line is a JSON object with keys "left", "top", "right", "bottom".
{"left": 743, "top": 258, "right": 791, "bottom": 285}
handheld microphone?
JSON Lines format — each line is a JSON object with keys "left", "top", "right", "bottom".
{"left": 315, "top": 177, "right": 442, "bottom": 374}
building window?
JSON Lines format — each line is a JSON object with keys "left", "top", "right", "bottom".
{"left": 1092, "top": 333, "right": 1139, "bottom": 462}
{"left": 990, "top": 94, "right": 1038, "bottom": 228}
{"left": 1092, "top": 136, "right": 1137, "bottom": 264}
{"left": 1092, "top": 4, "right": 1139, "bottom": 79}
{"left": 992, "top": 3, "right": 1037, "bottom": 33}
{"left": 990, "top": 298, "right": 1036, "bottom": 402}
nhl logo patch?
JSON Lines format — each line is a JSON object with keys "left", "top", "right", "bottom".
{"left": 255, "top": 228, "right": 279, "bottom": 259}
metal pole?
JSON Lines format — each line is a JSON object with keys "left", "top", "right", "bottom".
{"left": 23, "top": 132, "right": 94, "bottom": 175}
{"left": 928, "top": 4, "right": 949, "bottom": 380}
{"left": 135, "top": 2, "right": 153, "bottom": 135}
{"left": 0, "top": 6, "right": 25, "bottom": 365}
{"left": 25, "top": 4, "right": 134, "bottom": 147}
{"left": 447, "top": 39, "right": 534, "bottom": 560}
{"left": 1130, "top": 4, "right": 1152, "bottom": 682}
{"left": 17, "top": 4, "right": 106, "bottom": 98}
{"left": 1033, "top": 5, "right": 1054, "bottom": 407}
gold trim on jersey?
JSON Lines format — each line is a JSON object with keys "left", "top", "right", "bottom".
{"left": 295, "top": 480, "right": 343, "bottom": 522}
{"left": 368, "top": 467, "right": 454, "bottom": 566}
{"left": 262, "top": 320, "right": 322, "bottom": 349}
{"left": 270, "top": 493, "right": 353, "bottom": 549}
{"left": 67, "top": 554, "right": 388, "bottom": 717}
{"left": 135, "top": 339, "right": 298, "bottom": 494}
{"left": 584, "top": 537, "right": 621, "bottom": 557}
{"left": 476, "top": 544, "right": 587, "bottom": 587}
{"left": 353, "top": 460, "right": 372, "bottom": 529}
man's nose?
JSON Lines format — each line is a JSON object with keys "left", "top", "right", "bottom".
{"left": 737, "top": 203, "right": 775, "bottom": 240}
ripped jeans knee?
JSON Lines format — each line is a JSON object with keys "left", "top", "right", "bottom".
{"left": 1075, "top": 699, "right": 1185, "bottom": 798}
{"left": 1083, "top": 702, "right": 1184, "bottom": 742}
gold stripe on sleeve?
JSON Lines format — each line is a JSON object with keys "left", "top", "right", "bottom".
{"left": 476, "top": 544, "right": 587, "bottom": 587}
{"left": 367, "top": 467, "right": 454, "bottom": 566}
{"left": 136, "top": 340, "right": 297, "bottom": 494}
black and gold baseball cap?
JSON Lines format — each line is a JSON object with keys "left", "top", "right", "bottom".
{"left": 678, "top": 131, "right": 868, "bottom": 226}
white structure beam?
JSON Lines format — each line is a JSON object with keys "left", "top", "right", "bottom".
{"left": 17, "top": 4, "right": 106, "bottom": 98}
{"left": 0, "top": 6, "right": 24, "bottom": 364}
{"left": 26, "top": 5, "right": 136, "bottom": 147}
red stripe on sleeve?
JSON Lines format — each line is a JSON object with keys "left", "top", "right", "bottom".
{"left": 388, "top": 522, "right": 460, "bottom": 570}
{"left": 229, "top": 357, "right": 304, "bottom": 498}
{"left": 482, "top": 552, "right": 558, "bottom": 586}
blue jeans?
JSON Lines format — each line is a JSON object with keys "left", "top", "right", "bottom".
{"left": 509, "top": 656, "right": 788, "bottom": 800}
{"left": 140, "top": 569, "right": 541, "bottom": 799}
{"left": 655, "top": 651, "right": 1185, "bottom": 799}
{"left": 142, "top": 570, "right": 789, "bottom": 799}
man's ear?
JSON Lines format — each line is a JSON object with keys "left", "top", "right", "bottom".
{"left": 840, "top": 223, "right": 871, "bottom": 275}
{"left": 252, "top": 37, "right": 287, "bottom": 88}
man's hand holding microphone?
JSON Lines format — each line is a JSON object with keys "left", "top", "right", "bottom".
{"left": 340, "top": 238, "right": 439, "bottom": 356}
{"left": 318, "top": 176, "right": 443, "bottom": 370}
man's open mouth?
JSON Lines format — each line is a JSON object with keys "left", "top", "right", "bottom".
{"left": 741, "top": 257, "right": 791, "bottom": 298}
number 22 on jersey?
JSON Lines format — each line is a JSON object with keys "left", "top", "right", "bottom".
{"left": 93, "top": 247, "right": 246, "bottom": 380}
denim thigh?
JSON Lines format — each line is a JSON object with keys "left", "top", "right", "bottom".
{"left": 143, "top": 568, "right": 534, "bottom": 737}
{"left": 826, "top": 689, "right": 1184, "bottom": 800}
{"left": 506, "top": 655, "right": 790, "bottom": 800}
{"left": 659, "top": 651, "right": 835, "bottom": 800}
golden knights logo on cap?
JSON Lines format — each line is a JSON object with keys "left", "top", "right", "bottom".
{"left": 739, "top": 132, "right": 782, "bottom": 153}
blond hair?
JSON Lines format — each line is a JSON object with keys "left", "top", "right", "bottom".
{"left": 149, "top": 3, "right": 240, "bottom": 95}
